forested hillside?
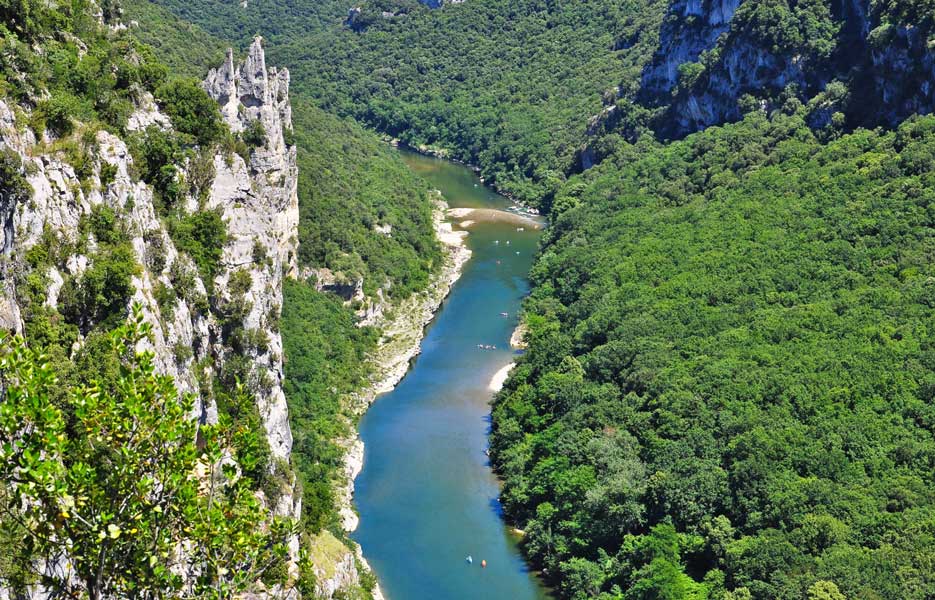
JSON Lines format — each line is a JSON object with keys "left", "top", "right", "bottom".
{"left": 631, "top": 0, "right": 935, "bottom": 139}
{"left": 67, "top": 0, "right": 935, "bottom": 598}
{"left": 147, "top": 0, "right": 935, "bottom": 208}
{"left": 146, "top": 0, "right": 667, "bottom": 206}
{"left": 492, "top": 107, "right": 935, "bottom": 599}
{"left": 122, "top": 0, "right": 443, "bottom": 577}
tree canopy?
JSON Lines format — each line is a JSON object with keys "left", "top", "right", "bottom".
{"left": 492, "top": 109, "right": 935, "bottom": 599}
{"left": 0, "top": 308, "right": 292, "bottom": 598}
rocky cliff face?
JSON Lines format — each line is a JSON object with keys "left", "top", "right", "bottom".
{"left": 0, "top": 35, "right": 302, "bottom": 589}
{"left": 635, "top": 0, "right": 935, "bottom": 138}
{"left": 864, "top": 21, "right": 935, "bottom": 127}
{"left": 641, "top": 0, "right": 742, "bottom": 98}
{"left": 202, "top": 38, "right": 300, "bottom": 466}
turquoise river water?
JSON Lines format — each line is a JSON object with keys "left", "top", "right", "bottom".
{"left": 351, "top": 150, "right": 551, "bottom": 600}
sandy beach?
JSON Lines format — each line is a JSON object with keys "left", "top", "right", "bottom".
{"left": 448, "top": 207, "right": 543, "bottom": 230}
{"left": 488, "top": 362, "right": 516, "bottom": 391}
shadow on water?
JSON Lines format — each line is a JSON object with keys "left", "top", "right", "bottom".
{"left": 489, "top": 495, "right": 506, "bottom": 520}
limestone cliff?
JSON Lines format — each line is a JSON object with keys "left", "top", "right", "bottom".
{"left": 641, "top": 0, "right": 742, "bottom": 98}
{"left": 632, "top": 0, "right": 935, "bottom": 138}
{"left": 202, "top": 38, "right": 300, "bottom": 467}
{"left": 0, "top": 35, "right": 302, "bottom": 591}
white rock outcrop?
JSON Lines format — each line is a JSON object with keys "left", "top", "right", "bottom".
{"left": 203, "top": 36, "right": 300, "bottom": 463}
{"left": 0, "top": 36, "right": 302, "bottom": 595}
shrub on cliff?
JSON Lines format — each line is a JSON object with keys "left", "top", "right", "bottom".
{"left": 0, "top": 307, "right": 293, "bottom": 598}
{"left": 156, "top": 78, "right": 225, "bottom": 146}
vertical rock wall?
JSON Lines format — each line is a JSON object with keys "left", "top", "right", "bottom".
{"left": 635, "top": 0, "right": 935, "bottom": 138}
{"left": 203, "top": 37, "right": 300, "bottom": 465}
{"left": 0, "top": 36, "right": 302, "bottom": 591}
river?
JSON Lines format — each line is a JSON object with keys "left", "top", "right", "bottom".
{"left": 351, "top": 150, "right": 551, "bottom": 600}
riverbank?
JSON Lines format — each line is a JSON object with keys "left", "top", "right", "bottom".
{"left": 447, "top": 208, "right": 543, "bottom": 230}
{"left": 489, "top": 363, "right": 516, "bottom": 391}
{"left": 386, "top": 139, "right": 542, "bottom": 216}
{"left": 350, "top": 149, "right": 550, "bottom": 599}
{"left": 318, "top": 194, "right": 471, "bottom": 598}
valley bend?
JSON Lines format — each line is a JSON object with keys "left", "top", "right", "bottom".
{"left": 1, "top": 1, "right": 933, "bottom": 599}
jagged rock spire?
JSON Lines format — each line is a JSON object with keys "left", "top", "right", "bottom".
{"left": 203, "top": 37, "right": 292, "bottom": 150}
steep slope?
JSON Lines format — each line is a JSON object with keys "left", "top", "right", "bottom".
{"left": 638, "top": 0, "right": 935, "bottom": 138}
{"left": 0, "top": 0, "right": 308, "bottom": 590}
{"left": 492, "top": 107, "right": 935, "bottom": 599}
{"left": 0, "top": 28, "right": 297, "bottom": 477}
{"left": 123, "top": 0, "right": 442, "bottom": 305}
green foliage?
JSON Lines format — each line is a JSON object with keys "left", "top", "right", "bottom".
{"left": 292, "top": 101, "right": 440, "bottom": 298}
{"left": 213, "top": 376, "right": 274, "bottom": 491}
{"left": 119, "top": 0, "right": 228, "bottom": 78}
{"left": 144, "top": 0, "right": 667, "bottom": 207}
{"left": 0, "top": 147, "right": 30, "bottom": 203}
{"left": 156, "top": 77, "right": 225, "bottom": 146}
{"left": 36, "top": 91, "right": 81, "bottom": 136}
{"left": 129, "top": 125, "right": 185, "bottom": 209}
{"left": 1, "top": 9, "right": 170, "bottom": 132}
{"left": 167, "top": 209, "right": 227, "bottom": 285}
{"left": 1, "top": 0, "right": 69, "bottom": 40}
{"left": 59, "top": 241, "right": 138, "bottom": 333}
{"left": 281, "top": 279, "right": 379, "bottom": 533}
{"left": 86, "top": 204, "right": 127, "bottom": 245}
{"left": 0, "top": 308, "right": 292, "bottom": 598}
{"left": 242, "top": 118, "right": 267, "bottom": 149}
{"left": 491, "top": 111, "right": 935, "bottom": 599}
{"left": 126, "top": 0, "right": 355, "bottom": 49}
{"left": 154, "top": 279, "right": 178, "bottom": 321}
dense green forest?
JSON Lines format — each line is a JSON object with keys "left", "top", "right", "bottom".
{"left": 291, "top": 101, "right": 441, "bottom": 300}
{"left": 122, "top": 0, "right": 441, "bottom": 546}
{"left": 280, "top": 280, "right": 378, "bottom": 533}
{"left": 146, "top": 0, "right": 666, "bottom": 206}
{"left": 146, "top": 0, "right": 935, "bottom": 207}
{"left": 491, "top": 107, "right": 935, "bottom": 599}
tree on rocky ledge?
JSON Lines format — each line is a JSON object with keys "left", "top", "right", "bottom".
{"left": 0, "top": 305, "right": 293, "bottom": 599}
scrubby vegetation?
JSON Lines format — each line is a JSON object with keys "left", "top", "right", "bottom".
{"left": 0, "top": 0, "right": 168, "bottom": 132}
{"left": 0, "top": 310, "right": 291, "bottom": 598}
{"left": 281, "top": 279, "right": 379, "bottom": 533}
{"left": 492, "top": 108, "right": 935, "bottom": 598}
{"left": 0, "top": 3, "right": 293, "bottom": 595}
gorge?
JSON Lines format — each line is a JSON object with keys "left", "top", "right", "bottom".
{"left": 352, "top": 150, "right": 549, "bottom": 599}
{"left": 3, "top": 0, "right": 935, "bottom": 598}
